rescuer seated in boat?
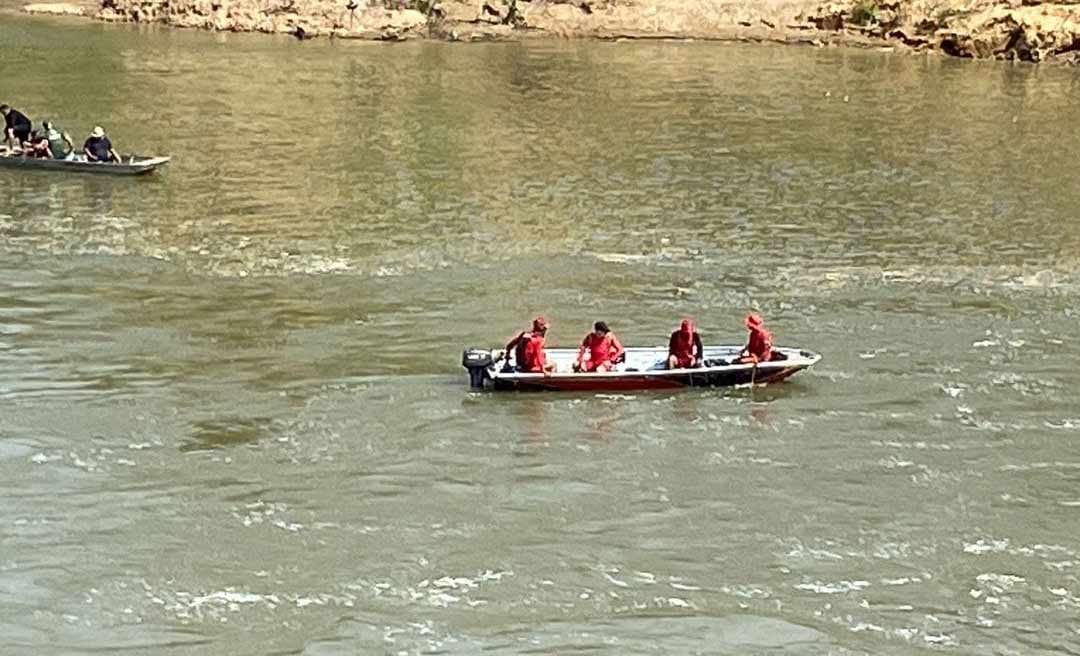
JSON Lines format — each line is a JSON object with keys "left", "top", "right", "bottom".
{"left": 736, "top": 313, "right": 775, "bottom": 364}
{"left": 504, "top": 316, "right": 556, "bottom": 375}
{"left": 667, "top": 318, "right": 703, "bottom": 369}
{"left": 573, "top": 321, "right": 625, "bottom": 373}
{"left": 1, "top": 104, "right": 33, "bottom": 150}
{"left": 83, "top": 126, "right": 120, "bottom": 163}
{"left": 41, "top": 121, "right": 74, "bottom": 160}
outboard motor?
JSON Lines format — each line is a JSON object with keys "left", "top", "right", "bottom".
{"left": 462, "top": 348, "right": 494, "bottom": 390}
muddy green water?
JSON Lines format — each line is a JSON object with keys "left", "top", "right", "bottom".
{"left": 2, "top": 15, "right": 1080, "bottom": 656}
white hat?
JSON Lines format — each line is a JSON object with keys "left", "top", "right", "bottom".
{"left": 90, "top": 126, "right": 105, "bottom": 138}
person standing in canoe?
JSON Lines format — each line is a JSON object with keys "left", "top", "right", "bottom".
{"left": 505, "top": 316, "right": 556, "bottom": 375}
{"left": 667, "top": 318, "right": 703, "bottom": 369}
{"left": 573, "top": 321, "right": 624, "bottom": 373}
{"left": 42, "top": 121, "right": 74, "bottom": 160}
{"left": 83, "top": 126, "right": 119, "bottom": 163}
{"left": 1, "top": 105, "right": 32, "bottom": 149}
{"left": 737, "top": 313, "right": 774, "bottom": 363}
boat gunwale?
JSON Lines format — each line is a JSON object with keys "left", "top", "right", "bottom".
{"left": 485, "top": 345, "right": 822, "bottom": 381}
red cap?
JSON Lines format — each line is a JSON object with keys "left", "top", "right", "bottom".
{"left": 680, "top": 318, "right": 694, "bottom": 333}
{"left": 532, "top": 316, "right": 549, "bottom": 331}
{"left": 745, "top": 313, "right": 763, "bottom": 329}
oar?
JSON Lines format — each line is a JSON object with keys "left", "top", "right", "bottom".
{"left": 749, "top": 358, "right": 757, "bottom": 402}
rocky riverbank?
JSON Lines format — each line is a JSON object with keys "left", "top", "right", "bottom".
{"left": 809, "top": 0, "right": 1080, "bottom": 62}
{"left": 21, "top": 0, "right": 1080, "bottom": 63}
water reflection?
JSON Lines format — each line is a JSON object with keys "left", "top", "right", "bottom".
{"left": 509, "top": 396, "right": 552, "bottom": 445}
{"left": 749, "top": 397, "right": 775, "bottom": 429}
{"left": 579, "top": 402, "right": 619, "bottom": 443}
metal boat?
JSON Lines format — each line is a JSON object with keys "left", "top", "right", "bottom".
{"left": 462, "top": 345, "right": 822, "bottom": 392}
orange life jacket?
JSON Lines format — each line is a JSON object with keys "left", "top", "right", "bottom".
{"left": 580, "top": 332, "right": 623, "bottom": 366}
{"left": 517, "top": 332, "right": 547, "bottom": 372}
{"left": 670, "top": 330, "right": 696, "bottom": 360}
{"left": 746, "top": 326, "right": 773, "bottom": 361}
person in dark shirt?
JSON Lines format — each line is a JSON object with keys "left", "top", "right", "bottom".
{"left": 667, "top": 318, "right": 704, "bottom": 369}
{"left": 83, "top": 126, "right": 119, "bottom": 163}
{"left": 2, "top": 104, "right": 33, "bottom": 148}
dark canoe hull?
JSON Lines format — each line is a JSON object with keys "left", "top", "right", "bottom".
{"left": 0, "top": 154, "right": 170, "bottom": 176}
{"left": 491, "top": 362, "right": 810, "bottom": 392}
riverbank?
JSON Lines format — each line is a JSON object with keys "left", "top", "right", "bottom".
{"left": 19, "top": 0, "right": 1080, "bottom": 62}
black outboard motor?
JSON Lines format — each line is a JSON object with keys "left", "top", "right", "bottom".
{"left": 462, "top": 348, "right": 494, "bottom": 390}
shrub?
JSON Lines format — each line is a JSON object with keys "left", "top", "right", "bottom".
{"left": 849, "top": 0, "right": 877, "bottom": 25}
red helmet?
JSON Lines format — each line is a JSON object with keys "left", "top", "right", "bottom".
{"left": 745, "top": 313, "right": 764, "bottom": 329}
{"left": 680, "top": 318, "right": 694, "bottom": 333}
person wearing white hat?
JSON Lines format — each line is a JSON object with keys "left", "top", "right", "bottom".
{"left": 83, "top": 125, "right": 119, "bottom": 163}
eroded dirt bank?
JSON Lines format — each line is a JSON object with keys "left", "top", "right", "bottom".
{"left": 21, "top": 0, "right": 1080, "bottom": 63}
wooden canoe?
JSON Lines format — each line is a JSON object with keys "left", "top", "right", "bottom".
{"left": 0, "top": 152, "right": 170, "bottom": 176}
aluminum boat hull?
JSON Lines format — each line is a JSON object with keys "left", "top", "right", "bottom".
{"left": 463, "top": 345, "right": 821, "bottom": 392}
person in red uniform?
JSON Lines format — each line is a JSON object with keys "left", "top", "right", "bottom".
{"left": 738, "top": 313, "right": 774, "bottom": 363}
{"left": 667, "top": 318, "right": 703, "bottom": 369}
{"left": 573, "top": 321, "right": 624, "bottom": 372}
{"left": 505, "top": 316, "right": 556, "bottom": 375}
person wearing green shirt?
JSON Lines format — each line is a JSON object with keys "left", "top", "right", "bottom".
{"left": 42, "top": 121, "right": 74, "bottom": 160}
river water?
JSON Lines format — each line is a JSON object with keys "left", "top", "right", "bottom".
{"left": 2, "top": 15, "right": 1080, "bottom": 655}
